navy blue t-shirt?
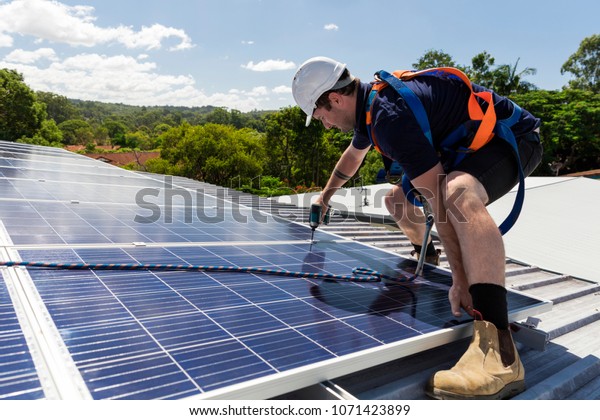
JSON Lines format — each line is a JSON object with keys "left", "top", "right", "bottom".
{"left": 352, "top": 75, "right": 540, "bottom": 180}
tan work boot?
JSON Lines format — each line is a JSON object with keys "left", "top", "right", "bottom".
{"left": 410, "top": 249, "right": 441, "bottom": 266}
{"left": 426, "top": 320, "right": 525, "bottom": 399}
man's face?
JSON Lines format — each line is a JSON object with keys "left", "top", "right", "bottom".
{"left": 312, "top": 93, "right": 355, "bottom": 132}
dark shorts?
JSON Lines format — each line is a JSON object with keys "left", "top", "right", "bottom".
{"left": 452, "top": 131, "right": 543, "bottom": 204}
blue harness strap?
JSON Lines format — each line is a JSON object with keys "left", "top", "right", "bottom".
{"left": 375, "top": 70, "right": 432, "bottom": 208}
{"left": 438, "top": 102, "right": 524, "bottom": 234}
{"left": 494, "top": 104, "right": 525, "bottom": 234}
{"left": 377, "top": 70, "right": 433, "bottom": 144}
{"left": 368, "top": 70, "right": 527, "bottom": 235}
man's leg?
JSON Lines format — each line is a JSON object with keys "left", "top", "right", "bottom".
{"left": 443, "top": 172, "right": 505, "bottom": 286}
{"left": 427, "top": 171, "right": 523, "bottom": 399}
{"left": 427, "top": 134, "right": 542, "bottom": 399}
{"left": 384, "top": 185, "right": 441, "bottom": 265}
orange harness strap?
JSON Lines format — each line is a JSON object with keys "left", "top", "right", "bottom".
{"left": 387, "top": 67, "right": 497, "bottom": 151}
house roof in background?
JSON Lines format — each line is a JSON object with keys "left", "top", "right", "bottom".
{"left": 486, "top": 177, "right": 600, "bottom": 283}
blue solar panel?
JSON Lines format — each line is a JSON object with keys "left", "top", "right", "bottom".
{"left": 0, "top": 141, "right": 549, "bottom": 399}
{"left": 8, "top": 242, "right": 541, "bottom": 400}
{"left": 0, "top": 271, "right": 45, "bottom": 399}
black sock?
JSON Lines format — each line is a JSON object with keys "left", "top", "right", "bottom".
{"left": 411, "top": 242, "right": 437, "bottom": 256}
{"left": 469, "top": 283, "right": 509, "bottom": 330}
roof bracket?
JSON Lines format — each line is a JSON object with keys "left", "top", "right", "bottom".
{"left": 510, "top": 317, "right": 549, "bottom": 351}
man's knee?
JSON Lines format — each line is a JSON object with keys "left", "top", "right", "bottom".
{"left": 384, "top": 186, "right": 405, "bottom": 213}
{"left": 385, "top": 186, "right": 426, "bottom": 225}
{"left": 442, "top": 173, "right": 487, "bottom": 222}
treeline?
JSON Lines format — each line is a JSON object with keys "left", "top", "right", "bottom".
{"left": 1, "top": 34, "right": 598, "bottom": 193}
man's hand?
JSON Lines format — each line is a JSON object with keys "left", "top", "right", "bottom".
{"left": 449, "top": 279, "right": 474, "bottom": 318}
{"left": 315, "top": 194, "right": 327, "bottom": 209}
{"left": 313, "top": 195, "right": 330, "bottom": 223}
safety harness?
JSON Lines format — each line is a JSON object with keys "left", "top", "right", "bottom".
{"left": 365, "top": 67, "right": 525, "bottom": 235}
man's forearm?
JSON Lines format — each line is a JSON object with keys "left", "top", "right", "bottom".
{"left": 322, "top": 166, "right": 353, "bottom": 203}
{"left": 321, "top": 145, "right": 368, "bottom": 205}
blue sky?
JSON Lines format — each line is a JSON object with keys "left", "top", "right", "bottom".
{"left": 0, "top": 0, "right": 598, "bottom": 112}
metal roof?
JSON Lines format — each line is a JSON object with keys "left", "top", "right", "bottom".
{"left": 487, "top": 176, "right": 600, "bottom": 283}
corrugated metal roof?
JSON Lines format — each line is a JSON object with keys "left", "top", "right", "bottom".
{"left": 487, "top": 177, "right": 600, "bottom": 283}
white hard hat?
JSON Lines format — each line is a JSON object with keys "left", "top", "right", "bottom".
{"left": 292, "top": 56, "right": 354, "bottom": 126}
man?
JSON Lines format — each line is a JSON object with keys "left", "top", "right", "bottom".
{"left": 291, "top": 56, "right": 542, "bottom": 400}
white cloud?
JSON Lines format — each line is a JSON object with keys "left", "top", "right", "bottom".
{"left": 121, "top": 24, "right": 194, "bottom": 51}
{"left": 0, "top": 1, "right": 289, "bottom": 111}
{"left": 242, "top": 59, "right": 296, "bottom": 72}
{"left": 0, "top": 32, "right": 13, "bottom": 48}
{"left": 56, "top": 54, "right": 158, "bottom": 74}
{"left": 324, "top": 23, "right": 339, "bottom": 31}
{"left": 0, "top": 0, "right": 194, "bottom": 51}
{"left": 273, "top": 85, "right": 292, "bottom": 94}
{"left": 4, "top": 48, "right": 58, "bottom": 64}
{"left": 248, "top": 86, "right": 269, "bottom": 97}
{"left": 0, "top": 52, "right": 279, "bottom": 111}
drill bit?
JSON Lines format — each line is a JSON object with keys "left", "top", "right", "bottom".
{"left": 309, "top": 203, "right": 321, "bottom": 251}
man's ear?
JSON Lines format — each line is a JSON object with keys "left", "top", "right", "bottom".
{"left": 328, "top": 92, "right": 342, "bottom": 106}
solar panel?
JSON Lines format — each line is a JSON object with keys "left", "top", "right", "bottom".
{"left": 0, "top": 264, "right": 45, "bottom": 399}
{"left": 0, "top": 141, "right": 550, "bottom": 400}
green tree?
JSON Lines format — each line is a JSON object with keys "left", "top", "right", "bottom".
{"left": 103, "top": 119, "right": 129, "bottom": 147}
{"left": 412, "top": 49, "right": 462, "bottom": 71}
{"left": 159, "top": 123, "right": 265, "bottom": 185}
{"left": 264, "top": 106, "right": 339, "bottom": 187}
{"left": 561, "top": 34, "right": 600, "bottom": 93}
{"left": 264, "top": 109, "right": 295, "bottom": 182}
{"left": 153, "top": 123, "right": 172, "bottom": 137}
{"left": 36, "top": 91, "right": 81, "bottom": 124}
{"left": 18, "top": 119, "right": 63, "bottom": 147}
{"left": 358, "top": 149, "right": 387, "bottom": 184}
{"left": 492, "top": 58, "right": 537, "bottom": 96}
{"left": 512, "top": 89, "right": 600, "bottom": 175}
{"left": 37, "top": 119, "right": 63, "bottom": 144}
{"left": 92, "top": 125, "right": 109, "bottom": 145}
{"left": 468, "top": 51, "right": 497, "bottom": 87}
{"left": 57, "top": 119, "right": 94, "bottom": 145}
{"left": 230, "top": 109, "right": 253, "bottom": 129}
{"left": 144, "top": 157, "right": 175, "bottom": 175}
{"left": 124, "top": 130, "right": 154, "bottom": 150}
{"left": 204, "top": 107, "right": 230, "bottom": 125}
{"left": 84, "top": 142, "right": 97, "bottom": 153}
{"left": 0, "top": 69, "right": 46, "bottom": 141}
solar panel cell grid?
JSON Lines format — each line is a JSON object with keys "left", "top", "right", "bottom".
{"left": 0, "top": 274, "right": 45, "bottom": 399}
{"left": 8, "top": 242, "right": 477, "bottom": 398}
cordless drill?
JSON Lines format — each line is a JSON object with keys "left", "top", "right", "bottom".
{"left": 309, "top": 203, "right": 330, "bottom": 248}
